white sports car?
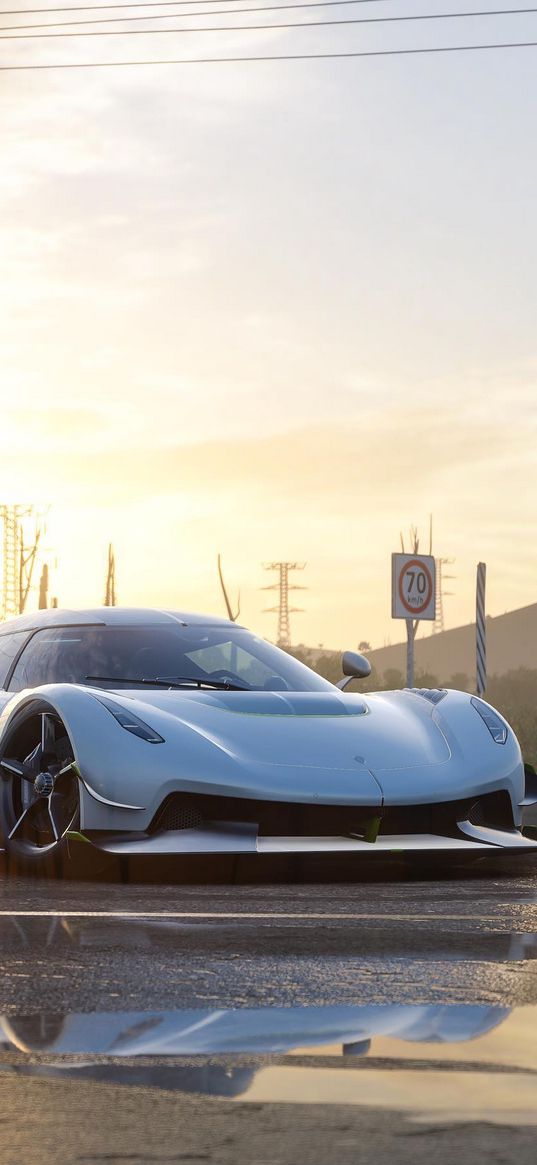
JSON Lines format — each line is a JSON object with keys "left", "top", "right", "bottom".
{"left": 0, "top": 607, "right": 535, "bottom": 874}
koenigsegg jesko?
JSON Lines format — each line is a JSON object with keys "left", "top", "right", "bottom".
{"left": 0, "top": 606, "right": 535, "bottom": 873}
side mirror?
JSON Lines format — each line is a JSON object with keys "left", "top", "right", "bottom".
{"left": 336, "top": 650, "right": 371, "bottom": 690}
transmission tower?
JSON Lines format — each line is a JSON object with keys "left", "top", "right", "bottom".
{"left": 262, "top": 561, "right": 306, "bottom": 647}
{"left": 104, "top": 543, "right": 117, "bottom": 606}
{"left": 432, "top": 557, "right": 456, "bottom": 635}
{"left": 1, "top": 505, "right": 45, "bottom": 621}
{"left": 2, "top": 507, "right": 19, "bottom": 620}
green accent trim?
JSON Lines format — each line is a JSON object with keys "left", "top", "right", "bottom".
{"left": 224, "top": 710, "right": 368, "bottom": 718}
{"left": 66, "top": 830, "right": 92, "bottom": 845}
{"left": 363, "top": 815, "right": 382, "bottom": 844}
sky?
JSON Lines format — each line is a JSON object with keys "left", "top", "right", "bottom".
{"left": 1, "top": 1, "right": 536, "bottom": 649}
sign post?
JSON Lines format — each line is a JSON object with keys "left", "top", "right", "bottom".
{"left": 406, "top": 618, "right": 415, "bottom": 689}
{"left": 392, "top": 554, "right": 436, "bottom": 687}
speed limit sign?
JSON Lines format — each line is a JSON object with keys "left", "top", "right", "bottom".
{"left": 392, "top": 554, "right": 436, "bottom": 621}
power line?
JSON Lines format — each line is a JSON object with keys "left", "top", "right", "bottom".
{"left": 3, "top": 4, "right": 536, "bottom": 35}
{"left": 0, "top": 0, "right": 391, "bottom": 13}
{"left": 0, "top": 0, "right": 409, "bottom": 32}
{"left": 1, "top": 36, "right": 537, "bottom": 65}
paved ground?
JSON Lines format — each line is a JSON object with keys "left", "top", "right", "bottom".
{"left": 1, "top": 865, "right": 537, "bottom": 1163}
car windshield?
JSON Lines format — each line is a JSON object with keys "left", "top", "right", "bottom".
{"left": 7, "top": 624, "right": 334, "bottom": 693}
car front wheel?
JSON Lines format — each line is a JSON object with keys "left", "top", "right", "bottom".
{"left": 0, "top": 702, "right": 81, "bottom": 878}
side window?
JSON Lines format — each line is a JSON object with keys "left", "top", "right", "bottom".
{"left": 8, "top": 629, "right": 89, "bottom": 693}
{"left": 0, "top": 633, "right": 30, "bottom": 690}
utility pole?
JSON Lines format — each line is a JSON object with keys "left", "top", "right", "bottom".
{"left": 104, "top": 543, "right": 117, "bottom": 606}
{"left": 38, "top": 563, "right": 49, "bottom": 609}
{"left": 262, "top": 562, "right": 306, "bottom": 647}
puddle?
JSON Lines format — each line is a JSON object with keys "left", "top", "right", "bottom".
{"left": 1, "top": 914, "right": 537, "bottom": 964}
{"left": 2, "top": 914, "right": 537, "bottom": 1127}
{"left": 240, "top": 1065, "right": 537, "bottom": 1123}
{"left": 1, "top": 1002, "right": 537, "bottom": 1123}
{"left": 0, "top": 1003, "right": 520, "bottom": 1057}
{"left": 0, "top": 1001, "right": 524, "bottom": 1057}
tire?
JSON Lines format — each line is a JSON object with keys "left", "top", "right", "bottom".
{"left": 0, "top": 701, "right": 84, "bottom": 879}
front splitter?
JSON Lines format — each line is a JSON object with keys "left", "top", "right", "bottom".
{"left": 86, "top": 826, "right": 537, "bottom": 857}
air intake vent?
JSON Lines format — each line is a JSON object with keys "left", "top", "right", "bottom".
{"left": 152, "top": 800, "right": 203, "bottom": 832}
{"left": 408, "top": 688, "right": 447, "bottom": 705}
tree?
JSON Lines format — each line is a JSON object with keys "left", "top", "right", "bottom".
{"left": 413, "top": 670, "right": 440, "bottom": 689}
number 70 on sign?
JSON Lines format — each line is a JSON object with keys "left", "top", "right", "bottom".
{"left": 391, "top": 553, "right": 436, "bottom": 621}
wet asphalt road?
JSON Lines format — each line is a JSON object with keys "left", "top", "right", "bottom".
{"left": 1, "top": 864, "right": 537, "bottom": 1163}
{"left": 2, "top": 871, "right": 537, "bottom": 1012}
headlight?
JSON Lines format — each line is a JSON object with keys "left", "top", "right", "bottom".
{"left": 94, "top": 695, "right": 164, "bottom": 743}
{"left": 471, "top": 697, "right": 508, "bottom": 744}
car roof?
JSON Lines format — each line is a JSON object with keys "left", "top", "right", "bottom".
{"left": 0, "top": 607, "right": 240, "bottom": 635}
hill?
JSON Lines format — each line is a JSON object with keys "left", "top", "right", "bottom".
{"left": 365, "top": 601, "right": 537, "bottom": 684}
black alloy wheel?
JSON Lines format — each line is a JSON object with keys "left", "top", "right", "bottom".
{"left": 0, "top": 705, "right": 80, "bottom": 876}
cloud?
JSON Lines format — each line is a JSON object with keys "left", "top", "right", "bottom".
{"left": 7, "top": 408, "right": 106, "bottom": 442}
{"left": 0, "top": 406, "right": 532, "bottom": 508}
{"left": 2, "top": 30, "right": 537, "bottom": 645}
{"left": 3, "top": 406, "right": 533, "bottom": 648}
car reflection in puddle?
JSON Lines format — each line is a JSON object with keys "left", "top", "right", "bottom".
{"left": 2, "top": 1000, "right": 537, "bottom": 1125}
{"left": 2, "top": 916, "right": 537, "bottom": 1128}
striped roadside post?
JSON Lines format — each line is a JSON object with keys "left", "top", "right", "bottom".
{"left": 476, "top": 562, "right": 487, "bottom": 697}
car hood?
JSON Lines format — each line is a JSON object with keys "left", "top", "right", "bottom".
{"left": 112, "top": 687, "right": 451, "bottom": 774}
